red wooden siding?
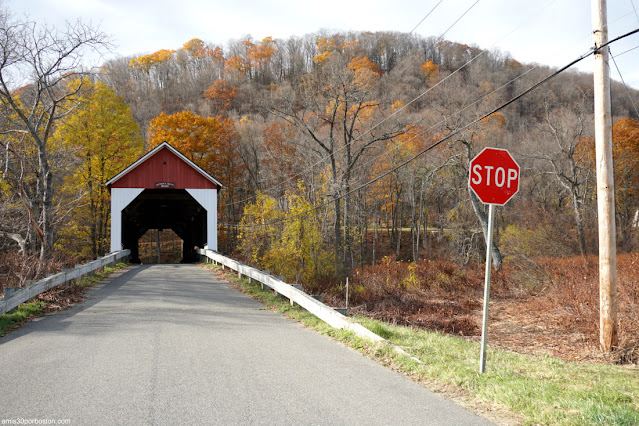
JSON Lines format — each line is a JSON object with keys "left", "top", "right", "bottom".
{"left": 110, "top": 147, "right": 219, "bottom": 189}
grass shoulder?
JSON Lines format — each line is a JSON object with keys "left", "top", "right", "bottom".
{"left": 203, "top": 262, "right": 639, "bottom": 426}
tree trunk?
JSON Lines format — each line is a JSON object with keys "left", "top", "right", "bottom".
{"left": 38, "top": 147, "right": 54, "bottom": 261}
{"left": 372, "top": 212, "right": 377, "bottom": 265}
{"left": 572, "top": 190, "right": 587, "bottom": 255}
{"left": 333, "top": 193, "right": 342, "bottom": 276}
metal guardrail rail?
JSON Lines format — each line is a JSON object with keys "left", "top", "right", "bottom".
{"left": 0, "top": 250, "right": 131, "bottom": 315}
{"left": 198, "top": 248, "right": 383, "bottom": 343}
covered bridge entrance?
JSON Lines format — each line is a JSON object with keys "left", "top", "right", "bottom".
{"left": 106, "top": 142, "right": 222, "bottom": 263}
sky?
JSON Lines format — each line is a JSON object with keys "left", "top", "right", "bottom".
{"left": 4, "top": 0, "right": 639, "bottom": 89}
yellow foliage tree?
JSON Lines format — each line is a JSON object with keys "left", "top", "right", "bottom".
{"left": 182, "top": 38, "right": 206, "bottom": 55}
{"left": 238, "top": 189, "right": 334, "bottom": 283}
{"left": 238, "top": 193, "right": 284, "bottom": 266}
{"left": 54, "top": 78, "right": 144, "bottom": 258}
{"left": 129, "top": 49, "right": 176, "bottom": 72}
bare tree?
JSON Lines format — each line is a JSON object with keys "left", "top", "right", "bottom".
{"left": 0, "top": 9, "right": 110, "bottom": 260}
{"left": 532, "top": 97, "right": 594, "bottom": 255}
{"left": 270, "top": 51, "right": 408, "bottom": 274}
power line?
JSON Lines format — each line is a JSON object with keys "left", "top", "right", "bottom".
{"left": 224, "top": 27, "right": 639, "bottom": 230}
{"left": 630, "top": 0, "right": 639, "bottom": 23}
{"left": 225, "top": 44, "right": 486, "bottom": 209}
{"left": 225, "top": 18, "right": 487, "bottom": 208}
{"left": 224, "top": 0, "right": 582, "bottom": 211}
{"left": 409, "top": 0, "right": 445, "bottom": 34}
{"left": 328, "top": 65, "right": 539, "bottom": 190}
{"left": 435, "top": 0, "right": 480, "bottom": 44}
{"left": 615, "top": 44, "right": 639, "bottom": 56}
{"left": 225, "top": 0, "right": 557, "bottom": 209}
{"left": 228, "top": 0, "right": 481, "bottom": 205}
{"left": 610, "top": 49, "right": 639, "bottom": 117}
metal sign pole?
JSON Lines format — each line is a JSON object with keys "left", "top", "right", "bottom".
{"left": 479, "top": 203, "right": 495, "bottom": 374}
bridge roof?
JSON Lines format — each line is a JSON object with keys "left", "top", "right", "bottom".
{"left": 106, "top": 142, "right": 223, "bottom": 190}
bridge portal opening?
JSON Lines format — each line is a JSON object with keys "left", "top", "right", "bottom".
{"left": 138, "top": 229, "right": 183, "bottom": 264}
{"left": 122, "top": 189, "right": 206, "bottom": 263}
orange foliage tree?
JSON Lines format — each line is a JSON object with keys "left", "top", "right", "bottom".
{"left": 313, "top": 36, "right": 359, "bottom": 65}
{"left": 147, "top": 110, "right": 243, "bottom": 189}
{"left": 224, "top": 56, "right": 251, "bottom": 81}
{"left": 147, "top": 110, "right": 245, "bottom": 249}
{"left": 421, "top": 59, "right": 440, "bottom": 83}
{"left": 182, "top": 38, "right": 206, "bottom": 55}
{"left": 262, "top": 121, "right": 300, "bottom": 186}
{"left": 611, "top": 117, "right": 639, "bottom": 250}
{"left": 203, "top": 79, "right": 238, "bottom": 111}
{"left": 248, "top": 37, "right": 276, "bottom": 74}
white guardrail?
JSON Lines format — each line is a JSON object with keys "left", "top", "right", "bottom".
{"left": 0, "top": 250, "right": 131, "bottom": 315}
{"left": 198, "top": 249, "right": 383, "bottom": 343}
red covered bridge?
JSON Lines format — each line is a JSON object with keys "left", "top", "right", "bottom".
{"left": 106, "top": 142, "right": 222, "bottom": 262}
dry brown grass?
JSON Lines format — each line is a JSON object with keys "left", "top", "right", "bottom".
{"left": 328, "top": 253, "right": 639, "bottom": 364}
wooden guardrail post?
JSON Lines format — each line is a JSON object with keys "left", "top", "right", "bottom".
{"left": 260, "top": 271, "right": 270, "bottom": 291}
{"left": 238, "top": 263, "right": 245, "bottom": 279}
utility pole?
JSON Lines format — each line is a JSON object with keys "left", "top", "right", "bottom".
{"left": 591, "top": 0, "right": 618, "bottom": 352}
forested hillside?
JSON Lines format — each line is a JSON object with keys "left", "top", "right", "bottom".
{"left": 2, "top": 25, "right": 639, "bottom": 277}
{"left": 101, "top": 32, "right": 639, "bottom": 274}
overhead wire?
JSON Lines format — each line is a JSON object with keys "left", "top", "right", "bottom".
{"left": 434, "top": 0, "right": 480, "bottom": 44}
{"left": 223, "top": 0, "right": 484, "bottom": 208}
{"left": 631, "top": 0, "right": 639, "bottom": 23}
{"left": 223, "top": 27, "right": 639, "bottom": 229}
{"left": 409, "top": 0, "right": 444, "bottom": 34}
{"left": 610, "top": 50, "right": 639, "bottom": 117}
{"left": 221, "top": 0, "right": 561, "bottom": 212}
{"left": 614, "top": 44, "right": 639, "bottom": 56}
{"left": 225, "top": 0, "right": 556, "bottom": 209}
{"left": 319, "top": 64, "right": 539, "bottom": 194}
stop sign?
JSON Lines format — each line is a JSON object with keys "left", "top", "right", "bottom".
{"left": 469, "top": 147, "right": 520, "bottom": 205}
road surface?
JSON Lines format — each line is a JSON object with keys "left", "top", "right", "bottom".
{"left": 0, "top": 264, "right": 492, "bottom": 425}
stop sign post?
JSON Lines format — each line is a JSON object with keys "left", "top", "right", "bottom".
{"left": 469, "top": 148, "right": 519, "bottom": 374}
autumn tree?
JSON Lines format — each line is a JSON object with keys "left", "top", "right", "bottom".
{"left": 0, "top": 11, "right": 109, "bottom": 260}
{"left": 54, "top": 78, "right": 143, "bottom": 258}
{"left": 237, "top": 193, "right": 284, "bottom": 265}
{"left": 434, "top": 74, "right": 508, "bottom": 268}
{"left": 203, "top": 79, "right": 238, "bottom": 112}
{"left": 533, "top": 100, "right": 594, "bottom": 255}
{"left": 147, "top": 110, "right": 241, "bottom": 181}
{"left": 129, "top": 49, "right": 175, "bottom": 73}
{"left": 247, "top": 37, "right": 277, "bottom": 82}
{"left": 421, "top": 59, "right": 440, "bottom": 83}
{"left": 238, "top": 189, "right": 334, "bottom": 283}
{"left": 147, "top": 110, "right": 245, "bottom": 249}
{"left": 610, "top": 117, "right": 639, "bottom": 251}
{"left": 262, "top": 121, "right": 302, "bottom": 189}
{"left": 270, "top": 48, "right": 408, "bottom": 274}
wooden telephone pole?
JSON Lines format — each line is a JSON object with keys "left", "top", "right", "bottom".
{"left": 591, "top": 0, "right": 618, "bottom": 351}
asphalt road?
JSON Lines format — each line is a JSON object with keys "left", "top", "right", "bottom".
{"left": 0, "top": 264, "right": 493, "bottom": 425}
